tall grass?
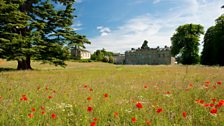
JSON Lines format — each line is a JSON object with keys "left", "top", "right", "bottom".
{"left": 0, "top": 60, "right": 223, "bottom": 125}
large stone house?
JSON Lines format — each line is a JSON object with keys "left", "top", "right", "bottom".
{"left": 125, "top": 46, "right": 173, "bottom": 65}
{"left": 113, "top": 41, "right": 175, "bottom": 65}
{"left": 71, "top": 48, "right": 91, "bottom": 60}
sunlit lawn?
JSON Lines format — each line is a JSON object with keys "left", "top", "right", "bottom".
{"left": 0, "top": 60, "right": 223, "bottom": 126}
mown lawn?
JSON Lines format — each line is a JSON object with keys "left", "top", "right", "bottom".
{"left": 0, "top": 60, "right": 224, "bottom": 126}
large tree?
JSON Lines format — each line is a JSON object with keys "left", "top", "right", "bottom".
{"left": 171, "top": 24, "right": 204, "bottom": 65}
{"left": 201, "top": 15, "right": 224, "bottom": 66}
{"left": 200, "top": 26, "right": 217, "bottom": 65}
{"left": 0, "top": 0, "right": 90, "bottom": 70}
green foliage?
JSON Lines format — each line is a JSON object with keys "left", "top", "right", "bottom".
{"left": 201, "top": 15, "right": 224, "bottom": 66}
{"left": 0, "top": 0, "right": 90, "bottom": 70}
{"left": 91, "top": 49, "right": 114, "bottom": 63}
{"left": 141, "top": 40, "right": 149, "bottom": 49}
{"left": 171, "top": 24, "right": 204, "bottom": 65}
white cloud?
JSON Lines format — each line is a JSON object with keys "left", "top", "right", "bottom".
{"left": 76, "top": 0, "right": 83, "bottom": 3}
{"left": 97, "top": 26, "right": 111, "bottom": 36}
{"left": 86, "top": 0, "right": 223, "bottom": 53}
{"left": 153, "top": 0, "right": 161, "bottom": 4}
{"left": 71, "top": 22, "right": 82, "bottom": 31}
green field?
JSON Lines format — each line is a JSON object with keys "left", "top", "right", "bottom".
{"left": 0, "top": 60, "right": 224, "bottom": 126}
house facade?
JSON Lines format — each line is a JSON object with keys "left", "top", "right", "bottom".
{"left": 71, "top": 48, "right": 91, "bottom": 60}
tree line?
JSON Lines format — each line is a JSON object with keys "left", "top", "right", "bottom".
{"left": 171, "top": 6, "right": 224, "bottom": 66}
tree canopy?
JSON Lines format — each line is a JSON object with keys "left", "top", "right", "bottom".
{"left": 171, "top": 24, "right": 204, "bottom": 65}
{"left": 201, "top": 15, "right": 224, "bottom": 66}
{"left": 141, "top": 40, "right": 149, "bottom": 49}
{"left": 0, "top": 0, "right": 90, "bottom": 70}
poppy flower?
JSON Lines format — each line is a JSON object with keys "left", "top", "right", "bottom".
{"left": 205, "top": 81, "right": 210, "bottom": 85}
{"left": 136, "top": 102, "right": 143, "bottom": 109}
{"left": 88, "top": 107, "right": 93, "bottom": 112}
{"left": 93, "top": 118, "right": 97, "bottom": 121}
{"left": 89, "top": 88, "right": 93, "bottom": 91}
{"left": 104, "top": 93, "right": 108, "bottom": 98}
{"left": 182, "top": 111, "right": 187, "bottom": 118}
{"left": 189, "top": 83, "right": 193, "bottom": 88}
{"left": 217, "top": 81, "right": 222, "bottom": 85}
{"left": 51, "top": 113, "right": 56, "bottom": 119}
{"left": 20, "top": 95, "right": 28, "bottom": 101}
{"left": 216, "top": 100, "right": 224, "bottom": 108}
{"left": 144, "top": 85, "right": 148, "bottom": 88}
{"left": 87, "top": 97, "right": 92, "bottom": 101}
{"left": 132, "top": 117, "right": 136, "bottom": 123}
{"left": 90, "top": 122, "right": 96, "bottom": 126}
{"left": 28, "top": 113, "right": 34, "bottom": 118}
{"left": 195, "top": 99, "right": 204, "bottom": 104}
{"left": 165, "top": 91, "right": 171, "bottom": 94}
{"left": 31, "top": 108, "right": 36, "bottom": 112}
{"left": 146, "top": 120, "right": 151, "bottom": 125}
{"left": 156, "top": 108, "right": 163, "bottom": 113}
{"left": 211, "top": 99, "right": 216, "bottom": 103}
{"left": 210, "top": 108, "right": 217, "bottom": 115}
{"left": 48, "top": 96, "right": 53, "bottom": 99}
{"left": 114, "top": 112, "right": 118, "bottom": 117}
{"left": 84, "top": 85, "right": 88, "bottom": 88}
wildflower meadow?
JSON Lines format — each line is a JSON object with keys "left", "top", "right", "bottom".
{"left": 0, "top": 61, "right": 224, "bottom": 126}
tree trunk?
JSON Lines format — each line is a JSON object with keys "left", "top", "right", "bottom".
{"left": 17, "top": 56, "right": 32, "bottom": 70}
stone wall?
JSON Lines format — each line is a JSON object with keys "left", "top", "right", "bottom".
{"left": 125, "top": 47, "right": 172, "bottom": 65}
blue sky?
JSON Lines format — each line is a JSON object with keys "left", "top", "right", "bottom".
{"left": 73, "top": 0, "right": 223, "bottom": 53}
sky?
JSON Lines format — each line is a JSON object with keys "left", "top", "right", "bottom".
{"left": 72, "top": 0, "right": 223, "bottom": 53}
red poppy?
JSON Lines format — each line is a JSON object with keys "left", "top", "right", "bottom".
{"left": 48, "top": 96, "right": 53, "bottom": 99}
{"left": 216, "top": 100, "right": 224, "bottom": 108}
{"left": 182, "top": 111, "right": 187, "bottom": 118}
{"left": 205, "top": 81, "right": 210, "bottom": 85}
{"left": 51, "top": 113, "right": 56, "bottom": 119}
{"left": 93, "top": 118, "right": 97, "bottom": 121}
{"left": 90, "top": 122, "right": 96, "bottom": 126}
{"left": 195, "top": 99, "right": 204, "bottom": 104}
{"left": 89, "top": 88, "right": 93, "bottom": 91}
{"left": 189, "top": 83, "right": 193, "bottom": 88}
{"left": 136, "top": 102, "right": 143, "bottom": 109}
{"left": 28, "top": 113, "right": 34, "bottom": 118}
{"left": 114, "top": 112, "right": 118, "bottom": 117}
{"left": 20, "top": 95, "right": 28, "bottom": 101}
{"left": 87, "top": 107, "right": 93, "bottom": 112}
{"left": 144, "top": 85, "right": 148, "bottom": 88}
{"left": 210, "top": 107, "right": 217, "bottom": 115}
{"left": 41, "top": 111, "right": 45, "bottom": 115}
{"left": 87, "top": 97, "right": 92, "bottom": 101}
{"left": 211, "top": 98, "right": 216, "bottom": 103}
{"left": 217, "top": 81, "right": 222, "bottom": 85}
{"left": 156, "top": 108, "right": 163, "bottom": 113}
{"left": 146, "top": 120, "right": 151, "bottom": 125}
{"left": 104, "top": 93, "right": 108, "bottom": 98}
{"left": 84, "top": 85, "right": 88, "bottom": 88}
{"left": 165, "top": 91, "right": 171, "bottom": 94}
{"left": 132, "top": 117, "right": 136, "bottom": 123}
{"left": 31, "top": 108, "right": 36, "bottom": 112}
{"left": 213, "top": 85, "right": 217, "bottom": 89}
